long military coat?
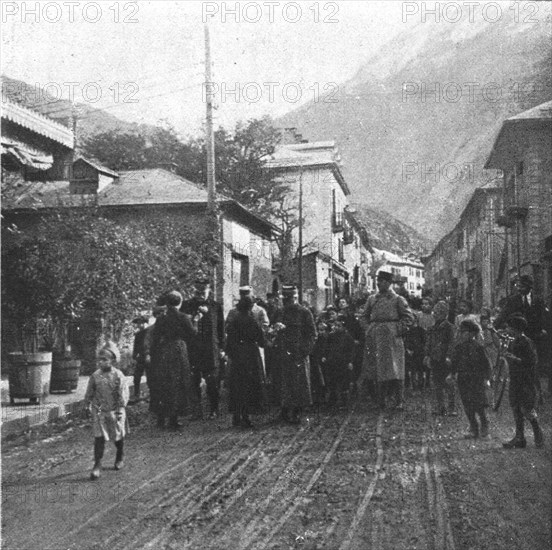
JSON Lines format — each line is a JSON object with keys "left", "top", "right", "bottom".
{"left": 362, "top": 289, "right": 414, "bottom": 382}
{"left": 273, "top": 303, "right": 316, "bottom": 408}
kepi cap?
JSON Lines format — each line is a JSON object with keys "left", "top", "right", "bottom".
{"left": 281, "top": 284, "right": 298, "bottom": 295}
{"left": 376, "top": 270, "right": 393, "bottom": 282}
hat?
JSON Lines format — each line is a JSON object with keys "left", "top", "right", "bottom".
{"left": 282, "top": 284, "right": 298, "bottom": 295}
{"left": 166, "top": 290, "right": 183, "bottom": 307}
{"left": 506, "top": 314, "right": 528, "bottom": 331}
{"left": 519, "top": 275, "right": 533, "bottom": 288}
{"left": 460, "top": 319, "right": 480, "bottom": 334}
{"left": 99, "top": 341, "right": 120, "bottom": 363}
{"left": 132, "top": 315, "right": 149, "bottom": 325}
{"left": 377, "top": 270, "right": 393, "bottom": 282}
{"left": 239, "top": 285, "right": 253, "bottom": 295}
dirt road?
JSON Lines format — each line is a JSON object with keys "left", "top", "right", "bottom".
{"left": 2, "top": 392, "right": 550, "bottom": 549}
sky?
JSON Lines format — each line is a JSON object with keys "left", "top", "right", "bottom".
{"left": 1, "top": 1, "right": 408, "bottom": 136}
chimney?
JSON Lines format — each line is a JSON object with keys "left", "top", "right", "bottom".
{"left": 280, "top": 127, "right": 305, "bottom": 145}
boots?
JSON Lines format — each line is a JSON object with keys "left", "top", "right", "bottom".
{"left": 90, "top": 437, "right": 104, "bottom": 480}
{"left": 479, "top": 410, "right": 490, "bottom": 439}
{"left": 530, "top": 420, "right": 544, "bottom": 448}
{"left": 504, "top": 411, "right": 527, "bottom": 448}
{"left": 114, "top": 440, "right": 124, "bottom": 470}
{"left": 463, "top": 411, "right": 479, "bottom": 439}
{"left": 90, "top": 461, "right": 101, "bottom": 480}
{"left": 502, "top": 434, "right": 527, "bottom": 448}
{"left": 168, "top": 415, "right": 182, "bottom": 431}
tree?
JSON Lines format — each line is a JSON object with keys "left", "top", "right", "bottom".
{"left": 1, "top": 207, "right": 216, "bottom": 354}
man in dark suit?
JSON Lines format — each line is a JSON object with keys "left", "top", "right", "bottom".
{"left": 495, "top": 275, "right": 551, "bottom": 399}
{"left": 181, "top": 279, "right": 225, "bottom": 419}
{"left": 131, "top": 315, "right": 149, "bottom": 401}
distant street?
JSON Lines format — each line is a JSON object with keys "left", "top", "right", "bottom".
{"left": 2, "top": 392, "right": 550, "bottom": 550}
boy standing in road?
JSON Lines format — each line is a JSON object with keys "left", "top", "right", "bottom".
{"left": 502, "top": 315, "right": 545, "bottom": 449}
{"left": 450, "top": 320, "right": 491, "bottom": 439}
{"left": 84, "top": 343, "right": 129, "bottom": 480}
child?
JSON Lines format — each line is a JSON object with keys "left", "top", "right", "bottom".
{"left": 405, "top": 315, "right": 426, "bottom": 391}
{"left": 323, "top": 316, "right": 355, "bottom": 408}
{"left": 502, "top": 315, "right": 544, "bottom": 449}
{"left": 450, "top": 320, "right": 491, "bottom": 439}
{"left": 84, "top": 343, "right": 129, "bottom": 480}
{"left": 480, "top": 309, "right": 500, "bottom": 370}
{"left": 424, "top": 301, "right": 457, "bottom": 416}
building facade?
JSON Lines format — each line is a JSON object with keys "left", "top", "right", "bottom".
{"left": 485, "top": 100, "right": 552, "bottom": 306}
{"left": 423, "top": 187, "right": 503, "bottom": 310}
{"left": 265, "top": 132, "right": 373, "bottom": 311}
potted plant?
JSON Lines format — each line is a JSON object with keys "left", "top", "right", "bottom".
{"left": 1, "top": 233, "right": 54, "bottom": 403}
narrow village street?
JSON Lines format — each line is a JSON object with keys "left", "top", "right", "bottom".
{"left": 3, "top": 391, "right": 551, "bottom": 550}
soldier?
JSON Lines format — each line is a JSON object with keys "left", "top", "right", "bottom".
{"left": 181, "top": 279, "right": 225, "bottom": 419}
{"left": 273, "top": 285, "right": 317, "bottom": 424}
{"left": 361, "top": 270, "right": 415, "bottom": 410}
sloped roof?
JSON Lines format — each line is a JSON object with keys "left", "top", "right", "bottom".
{"left": 507, "top": 100, "right": 552, "bottom": 121}
{"left": 2, "top": 168, "right": 278, "bottom": 234}
{"left": 485, "top": 100, "right": 552, "bottom": 169}
{"left": 2, "top": 99, "right": 74, "bottom": 148}
{"left": 74, "top": 157, "right": 119, "bottom": 178}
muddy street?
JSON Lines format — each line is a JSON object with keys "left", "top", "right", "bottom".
{"left": 2, "top": 393, "right": 551, "bottom": 550}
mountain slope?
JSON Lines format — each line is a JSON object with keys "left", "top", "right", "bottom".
{"left": 351, "top": 204, "right": 433, "bottom": 256}
{"left": 277, "top": 10, "right": 552, "bottom": 240}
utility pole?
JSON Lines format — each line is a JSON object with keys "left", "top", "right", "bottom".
{"left": 204, "top": 21, "right": 218, "bottom": 295}
{"left": 298, "top": 167, "right": 304, "bottom": 303}
{"left": 70, "top": 103, "right": 77, "bottom": 180}
{"left": 204, "top": 22, "right": 216, "bottom": 211}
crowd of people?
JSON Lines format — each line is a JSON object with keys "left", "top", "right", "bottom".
{"left": 83, "top": 272, "right": 550, "bottom": 480}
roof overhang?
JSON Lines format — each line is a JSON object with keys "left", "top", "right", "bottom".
{"left": 2, "top": 100, "right": 74, "bottom": 148}
{"left": 485, "top": 118, "right": 552, "bottom": 170}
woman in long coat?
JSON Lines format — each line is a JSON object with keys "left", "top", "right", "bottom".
{"left": 226, "top": 296, "right": 266, "bottom": 427}
{"left": 151, "top": 291, "right": 198, "bottom": 430}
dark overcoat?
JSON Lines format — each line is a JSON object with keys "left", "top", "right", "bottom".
{"left": 226, "top": 311, "right": 266, "bottom": 413}
{"left": 273, "top": 303, "right": 316, "bottom": 409}
{"left": 151, "top": 308, "right": 198, "bottom": 417}
{"left": 181, "top": 296, "right": 224, "bottom": 376}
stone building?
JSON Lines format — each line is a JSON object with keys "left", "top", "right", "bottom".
{"left": 423, "top": 186, "right": 503, "bottom": 310}
{"left": 265, "top": 130, "right": 373, "bottom": 311}
{"left": 484, "top": 100, "right": 552, "bottom": 305}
